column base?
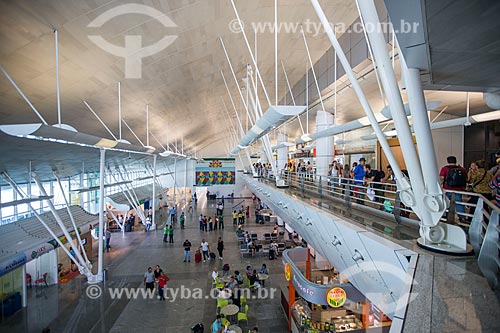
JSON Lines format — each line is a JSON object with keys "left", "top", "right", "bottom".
{"left": 416, "top": 238, "right": 474, "bottom": 256}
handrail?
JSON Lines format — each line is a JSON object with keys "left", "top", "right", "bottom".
{"left": 255, "top": 168, "right": 500, "bottom": 289}
{"left": 232, "top": 200, "right": 245, "bottom": 209}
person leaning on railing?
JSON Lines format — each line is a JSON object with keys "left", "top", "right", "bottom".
{"left": 468, "top": 160, "right": 493, "bottom": 218}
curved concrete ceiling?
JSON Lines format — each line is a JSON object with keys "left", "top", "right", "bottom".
{"left": 0, "top": 0, "right": 359, "bottom": 157}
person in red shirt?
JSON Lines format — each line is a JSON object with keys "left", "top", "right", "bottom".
{"left": 439, "top": 156, "right": 468, "bottom": 221}
{"left": 157, "top": 271, "right": 169, "bottom": 301}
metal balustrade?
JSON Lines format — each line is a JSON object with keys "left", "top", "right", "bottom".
{"left": 251, "top": 168, "right": 500, "bottom": 289}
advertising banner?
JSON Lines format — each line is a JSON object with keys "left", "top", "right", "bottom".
{"left": 195, "top": 158, "right": 235, "bottom": 185}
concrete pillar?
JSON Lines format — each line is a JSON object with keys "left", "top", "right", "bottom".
{"left": 316, "top": 110, "right": 334, "bottom": 176}
{"left": 277, "top": 133, "right": 288, "bottom": 172}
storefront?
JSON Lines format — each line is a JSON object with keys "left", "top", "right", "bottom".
{"left": 55, "top": 230, "right": 92, "bottom": 283}
{"left": 0, "top": 254, "right": 24, "bottom": 319}
{"left": 281, "top": 248, "right": 392, "bottom": 333}
{"left": 25, "top": 243, "right": 58, "bottom": 286}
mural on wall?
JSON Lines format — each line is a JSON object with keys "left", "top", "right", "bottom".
{"left": 195, "top": 158, "right": 235, "bottom": 185}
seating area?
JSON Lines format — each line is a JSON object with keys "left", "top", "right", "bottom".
{"left": 211, "top": 263, "right": 271, "bottom": 331}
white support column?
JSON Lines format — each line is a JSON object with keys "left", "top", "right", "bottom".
{"left": 54, "top": 29, "right": 61, "bottom": 127}
{"left": 277, "top": 133, "right": 288, "bottom": 172}
{"left": 152, "top": 154, "right": 157, "bottom": 230}
{"left": 309, "top": 0, "right": 407, "bottom": 186}
{"left": 32, "top": 174, "right": 87, "bottom": 269}
{"left": 357, "top": 0, "right": 430, "bottom": 219}
{"left": 405, "top": 67, "right": 442, "bottom": 198}
{"left": 118, "top": 81, "right": 122, "bottom": 141}
{"left": 97, "top": 148, "right": 105, "bottom": 281}
{"left": 316, "top": 111, "right": 334, "bottom": 176}
{"left": 54, "top": 172, "right": 90, "bottom": 264}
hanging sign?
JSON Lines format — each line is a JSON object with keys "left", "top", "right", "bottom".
{"left": 326, "top": 287, "right": 347, "bottom": 308}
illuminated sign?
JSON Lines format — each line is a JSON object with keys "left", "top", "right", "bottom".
{"left": 327, "top": 287, "right": 347, "bottom": 308}
{"left": 285, "top": 262, "right": 292, "bottom": 281}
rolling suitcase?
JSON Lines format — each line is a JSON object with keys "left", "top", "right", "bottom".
{"left": 195, "top": 250, "right": 202, "bottom": 263}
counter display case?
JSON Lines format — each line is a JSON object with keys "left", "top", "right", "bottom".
{"left": 292, "top": 299, "right": 345, "bottom": 333}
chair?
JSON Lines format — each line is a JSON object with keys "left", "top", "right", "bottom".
{"left": 240, "top": 295, "right": 247, "bottom": 306}
{"left": 250, "top": 233, "right": 258, "bottom": 241}
{"left": 277, "top": 243, "right": 285, "bottom": 256}
{"left": 237, "top": 304, "right": 249, "bottom": 325}
{"left": 264, "top": 233, "right": 271, "bottom": 241}
{"left": 217, "top": 298, "right": 229, "bottom": 313}
{"left": 34, "top": 273, "right": 48, "bottom": 287}
{"left": 215, "top": 277, "right": 225, "bottom": 289}
{"left": 261, "top": 247, "right": 270, "bottom": 257}
{"left": 240, "top": 245, "right": 249, "bottom": 258}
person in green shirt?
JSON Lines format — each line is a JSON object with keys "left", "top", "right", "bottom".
{"left": 167, "top": 226, "right": 174, "bottom": 243}
{"left": 179, "top": 212, "right": 185, "bottom": 229}
{"left": 163, "top": 225, "right": 168, "bottom": 243}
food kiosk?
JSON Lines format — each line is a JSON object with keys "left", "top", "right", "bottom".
{"left": 282, "top": 248, "right": 392, "bottom": 333}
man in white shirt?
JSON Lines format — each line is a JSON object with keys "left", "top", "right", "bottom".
{"left": 200, "top": 239, "right": 210, "bottom": 263}
{"left": 212, "top": 269, "right": 219, "bottom": 282}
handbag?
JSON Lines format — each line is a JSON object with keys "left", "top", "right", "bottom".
{"left": 366, "top": 187, "right": 376, "bottom": 201}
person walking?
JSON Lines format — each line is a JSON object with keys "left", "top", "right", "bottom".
{"left": 145, "top": 216, "right": 151, "bottom": 232}
{"left": 105, "top": 229, "right": 111, "bottom": 252}
{"left": 232, "top": 210, "right": 238, "bottom": 225}
{"left": 163, "top": 224, "right": 168, "bottom": 243}
{"left": 144, "top": 267, "right": 155, "bottom": 292}
{"left": 203, "top": 216, "right": 208, "bottom": 232}
{"left": 167, "top": 225, "right": 174, "bottom": 243}
{"left": 183, "top": 239, "right": 192, "bottom": 262}
{"left": 208, "top": 217, "right": 213, "bottom": 231}
{"left": 440, "top": 155, "right": 468, "bottom": 222}
{"left": 218, "top": 214, "right": 224, "bottom": 230}
{"left": 214, "top": 215, "right": 219, "bottom": 230}
{"left": 217, "top": 237, "right": 224, "bottom": 260}
{"left": 157, "top": 271, "right": 169, "bottom": 301}
{"left": 199, "top": 214, "right": 203, "bottom": 231}
{"left": 200, "top": 239, "right": 210, "bottom": 262}
{"left": 179, "top": 212, "right": 185, "bottom": 229}
{"left": 170, "top": 206, "right": 176, "bottom": 223}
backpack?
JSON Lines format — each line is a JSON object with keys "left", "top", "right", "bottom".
{"left": 445, "top": 166, "right": 467, "bottom": 187}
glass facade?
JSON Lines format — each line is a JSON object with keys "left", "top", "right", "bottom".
{"left": 0, "top": 170, "right": 157, "bottom": 224}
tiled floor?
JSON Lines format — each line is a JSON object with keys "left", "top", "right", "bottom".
{"left": 0, "top": 197, "right": 289, "bottom": 333}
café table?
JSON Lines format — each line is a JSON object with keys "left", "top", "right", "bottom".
{"left": 221, "top": 304, "right": 239, "bottom": 323}
{"left": 227, "top": 325, "right": 242, "bottom": 333}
